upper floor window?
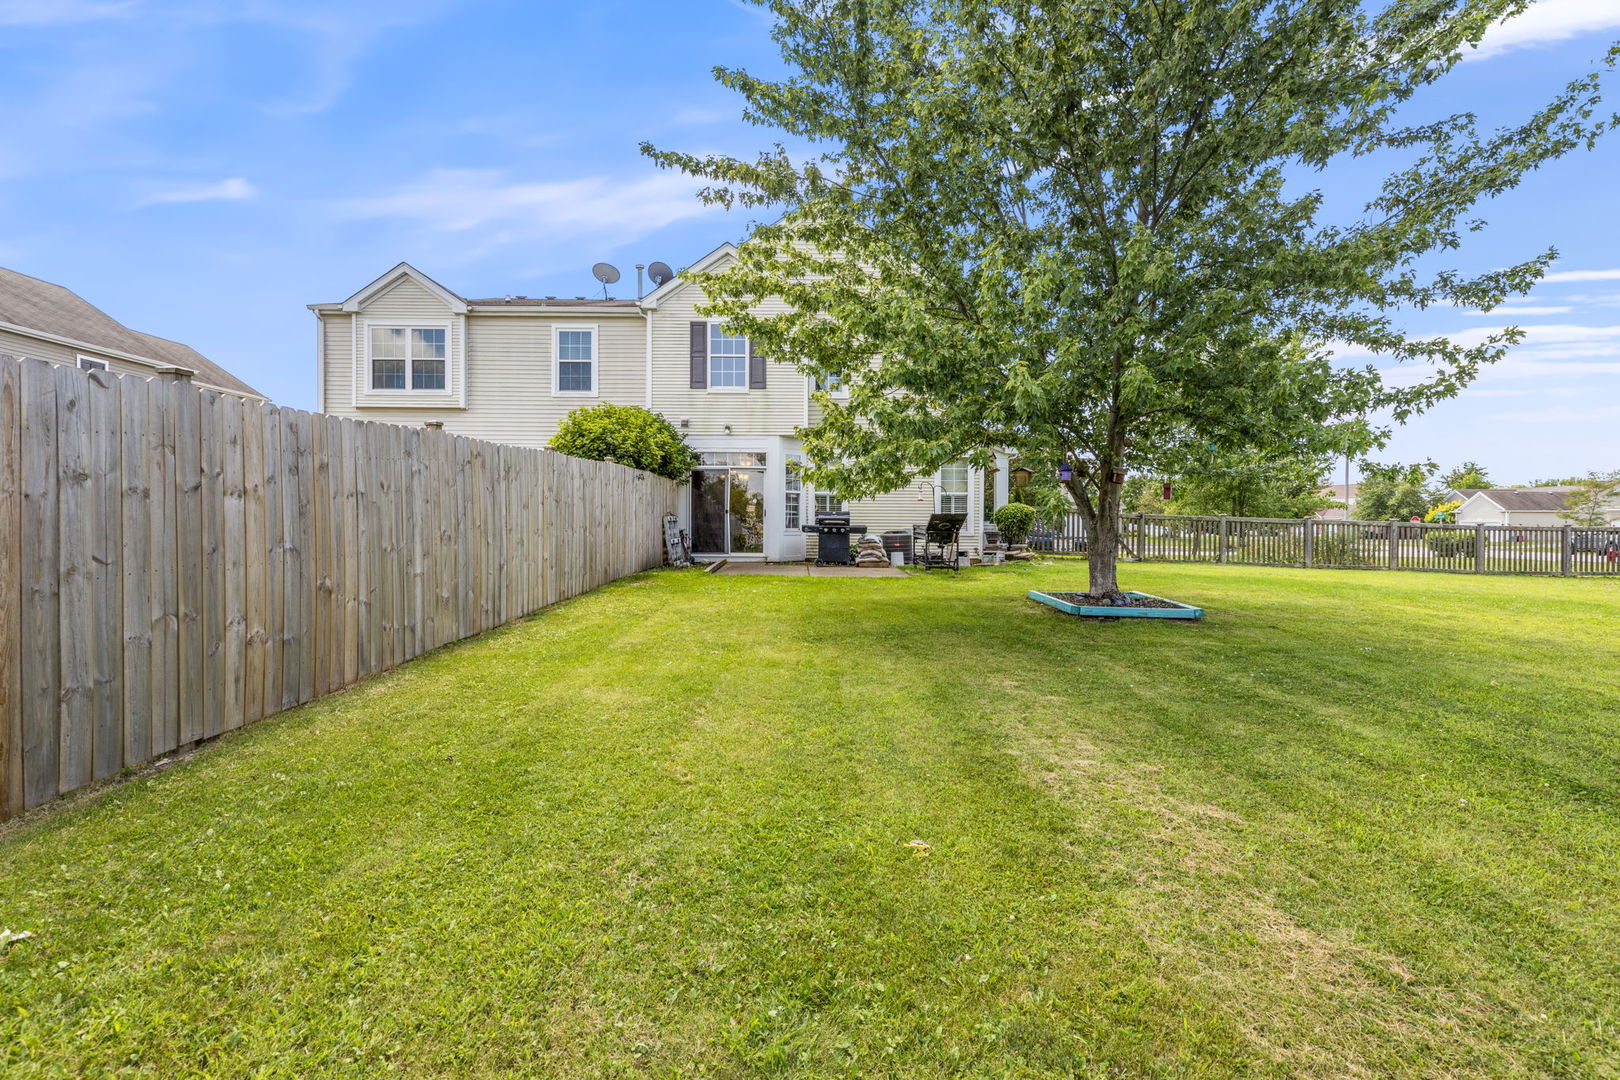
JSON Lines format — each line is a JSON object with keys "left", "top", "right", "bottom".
{"left": 939, "top": 462, "right": 970, "bottom": 515}
{"left": 370, "top": 326, "right": 446, "bottom": 391}
{"left": 709, "top": 325, "right": 748, "bottom": 390}
{"left": 813, "top": 372, "right": 845, "bottom": 395}
{"left": 554, "top": 326, "right": 597, "bottom": 395}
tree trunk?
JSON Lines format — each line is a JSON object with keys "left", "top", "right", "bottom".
{"left": 1088, "top": 480, "right": 1123, "bottom": 599}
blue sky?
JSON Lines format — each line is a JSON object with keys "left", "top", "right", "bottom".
{"left": 0, "top": 0, "right": 1617, "bottom": 484}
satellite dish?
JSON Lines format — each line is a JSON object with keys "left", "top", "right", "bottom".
{"left": 647, "top": 261, "right": 675, "bottom": 287}
{"left": 592, "top": 262, "right": 621, "bottom": 285}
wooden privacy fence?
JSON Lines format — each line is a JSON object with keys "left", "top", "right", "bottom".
{"left": 0, "top": 354, "right": 678, "bottom": 819}
{"left": 1034, "top": 512, "right": 1620, "bottom": 576}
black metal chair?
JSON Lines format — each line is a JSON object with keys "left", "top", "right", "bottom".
{"left": 914, "top": 513, "right": 967, "bottom": 571}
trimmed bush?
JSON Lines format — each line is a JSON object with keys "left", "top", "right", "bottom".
{"left": 1424, "top": 529, "right": 1474, "bottom": 558}
{"left": 991, "top": 502, "right": 1039, "bottom": 545}
{"left": 551, "top": 404, "right": 699, "bottom": 482}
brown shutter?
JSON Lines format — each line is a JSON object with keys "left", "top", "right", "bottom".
{"left": 748, "top": 337, "right": 766, "bottom": 389}
{"left": 689, "top": 322, "right": 707, "bottom": 389}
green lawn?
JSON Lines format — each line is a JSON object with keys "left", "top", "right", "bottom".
{"left": 3, "top": 563, "right": 1618, "bottom": 1078}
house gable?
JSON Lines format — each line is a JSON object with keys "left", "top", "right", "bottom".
{"left": 639, "top": 243, "right": 739, "bottom": 310}
{"left": 340, "top": 262, "right": 467, "bottom": 315}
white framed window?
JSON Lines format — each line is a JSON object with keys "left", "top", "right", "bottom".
{"left": 784, "top": 457, "right": 802, "bottom": 530}
{"left": 77, "top": 356, "right": 108, "bottom": 372}
{"left": 814, "top": 490, "right": 846, "bottom": 516}
{"left": 938, "top": 462, "right": 970, "bottom": 515}
{"left": 369, "top": 326, "right": 447, "bottom": 391}
{"left": 552, "top": 325, "right": 597, "bottom": 395}
{"left": 813, "top": 372, "right": 847, "bottom": 396}
{"left": 708, "top": 324, "right": 749, "bottom": 390}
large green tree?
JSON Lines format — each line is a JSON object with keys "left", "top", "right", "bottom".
{"left": 646, "top": 0, "right": 1615, "bottom": 596}
{"left": 1355, "top": 460, "right": 1438, "bottom": 521}
{"left": 1153, "top": 448, "right": 1336, "bottom": 519}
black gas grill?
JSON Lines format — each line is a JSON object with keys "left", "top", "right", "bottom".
{"left": 801, "top": 511, "right": 867, "bottom": 566}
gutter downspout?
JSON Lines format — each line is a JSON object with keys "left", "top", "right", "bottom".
{"left": 643, "top": 302, "right": 654, "bottom": 409}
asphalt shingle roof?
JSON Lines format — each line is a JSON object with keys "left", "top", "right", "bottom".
{"left": 0, "top": 266, "right": 263, "bottom": 398}
{"left": 1473, "top": 488, "right": 1578, "bottom": 512}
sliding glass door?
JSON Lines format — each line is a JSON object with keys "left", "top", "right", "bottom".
{"left": 691, "top": 452, "right": 766, "bottom": 555}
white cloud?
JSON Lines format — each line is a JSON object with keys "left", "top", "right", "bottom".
{"left": 1464, "top": 305, "right": 1573, "bottom": 316}
{"left": 1470, "top": 0, "right": 1620, "bottom": 60}
{"left": 338, "top": 168, "right": 719, "bottom": 251}
{"left": 1540, "top": 268, "right": 1620, "bottom": 283}
{"left": 0, "top": 0, "right": 134, "bottom": 25}
{"left": 1486, "top": 403, "right": 1620, "bottom": 422}
{"left": 143, "top": 176, "right": 258, "bottom": 205}
{"left": 671, "top": 106, "right": 730, "bottom": 126}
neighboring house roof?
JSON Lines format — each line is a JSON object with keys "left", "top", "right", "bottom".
{"left": 0, "top": 265, "right": 263, "bottom": 398}
{"left": 1319, "top": 482, "right": 1359, "bottom": 500}
{"left": 1464, "top": 488, "right": 1579, "bottom": 513}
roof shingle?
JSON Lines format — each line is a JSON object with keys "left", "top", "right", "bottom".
{"left": 0, "top": 266, "right": 262, "bottom": 397}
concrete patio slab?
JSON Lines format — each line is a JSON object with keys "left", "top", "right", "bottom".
{"left": 711, "top": 561, "right": 907, "bottom": 578}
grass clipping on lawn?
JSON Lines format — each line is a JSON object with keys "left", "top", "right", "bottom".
{"left": 1, "top": 563, "right": 1617, "bottom": 1078}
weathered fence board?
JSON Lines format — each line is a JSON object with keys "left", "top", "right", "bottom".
{"left": 0, "top": 354, "right": 678, "bottom": 819}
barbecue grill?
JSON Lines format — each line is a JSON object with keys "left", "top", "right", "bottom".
{"left": 913, "top": 513, "right": 967, "bottom": 571}
{"left": 801, "top": 511, "right": 867, "bottom": 566}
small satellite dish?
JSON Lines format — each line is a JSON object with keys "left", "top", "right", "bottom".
{"left": 647, "top": 261, "right": 675, "bottom": 287}
{"left": 592, "top": 262, "right": 621, "bottom": 285}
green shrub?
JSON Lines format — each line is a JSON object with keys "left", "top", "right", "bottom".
{"left": 991, "top": 502, "right": 1039, "bottom": 545}
{"left": 1424, "top": 529, "right": 1474, "bottom": 558}
{"left": 550, "top": 404, "right": 699, "bottom": 481}
{"left": 1313, "top": 530, "right": 1373, "bottom": 567}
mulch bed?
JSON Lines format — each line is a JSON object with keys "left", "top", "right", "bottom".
{"left": 1043, "top": 592, "right": 1182, "bottom": 610}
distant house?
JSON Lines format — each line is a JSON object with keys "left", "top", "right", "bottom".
{"left": 0, "top": 266, "right": 263, "bottom": 399}
{"left": 1453, "top": 487, "right": 1618, "bottom": 527}
{"left": 1315, "top": 482, "right": 1358, "bottom": 520}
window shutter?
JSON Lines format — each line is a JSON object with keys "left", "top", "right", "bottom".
{"left": 748, "top": 337, "right": 766, "bottom": 389}
{"left": 689, "top": 322, "right": 707, "bottom": 389}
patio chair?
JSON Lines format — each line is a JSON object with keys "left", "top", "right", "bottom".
{"left": 914, "top": 513, "right": 968, "bottom": 572}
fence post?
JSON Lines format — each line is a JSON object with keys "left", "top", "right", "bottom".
{"left": 1561, "top": 525, "right": 1573, "bottom": 576}
{"left": 1474, "top": 523, "right": 1485, "bottom": 574}
{"left": 1301, "top": 517, "right": 1313, "bottom": 567}
{"left": 1136, "top": 513, "right": 1146, "bottom": 561}
{"left": 1218, "top": 516, "right": 1229, "bottom": 564}
{"left": 1388, "top": 521, "right": 1400, "bottom": 570}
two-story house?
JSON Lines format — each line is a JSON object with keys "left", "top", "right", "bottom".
{"left": 311, "top": 242, "right": 1006, "bottom": 562}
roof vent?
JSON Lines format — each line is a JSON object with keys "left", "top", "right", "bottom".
{"left": 545, "top": 295, "right": 555, "bottom": 299}
{"left": 503, "top": 294, "right": 513, "bottom": 301}
{"left": 514, "top": 295, "right": 527, "bottom": 300}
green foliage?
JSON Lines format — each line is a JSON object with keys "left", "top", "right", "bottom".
{"left": 550, "top": 404, "right": 699, "bottom": 481}
{"left": 1424, "top": 529, "right": 1475, "bottom": 557}
{"left": 1356, "top": 461, "right": 1438, "bottom": 521}
{"left": 645, "top": 0, "right": 1617, "bottom": 593}
{"left": 1155, "top": 449, "right": 1336, "bottom": 519}
{"left": 1558, "top": 470, "right": 1620, "bottom": 526}
{"left": 1008, "top": 480, "right": 1074, "bottom": 526}
{"left": 1425, "top": 499, "right": 1463, "bottom": 523}
{"left": 1440, "top": 462, "right": 1491, "bottom": 490}
{"left": 1312, "top": 529, "right": 1375, "bottom": 567}
{"left": 991, "top": 502, "right": 1038, "bottom": 545}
